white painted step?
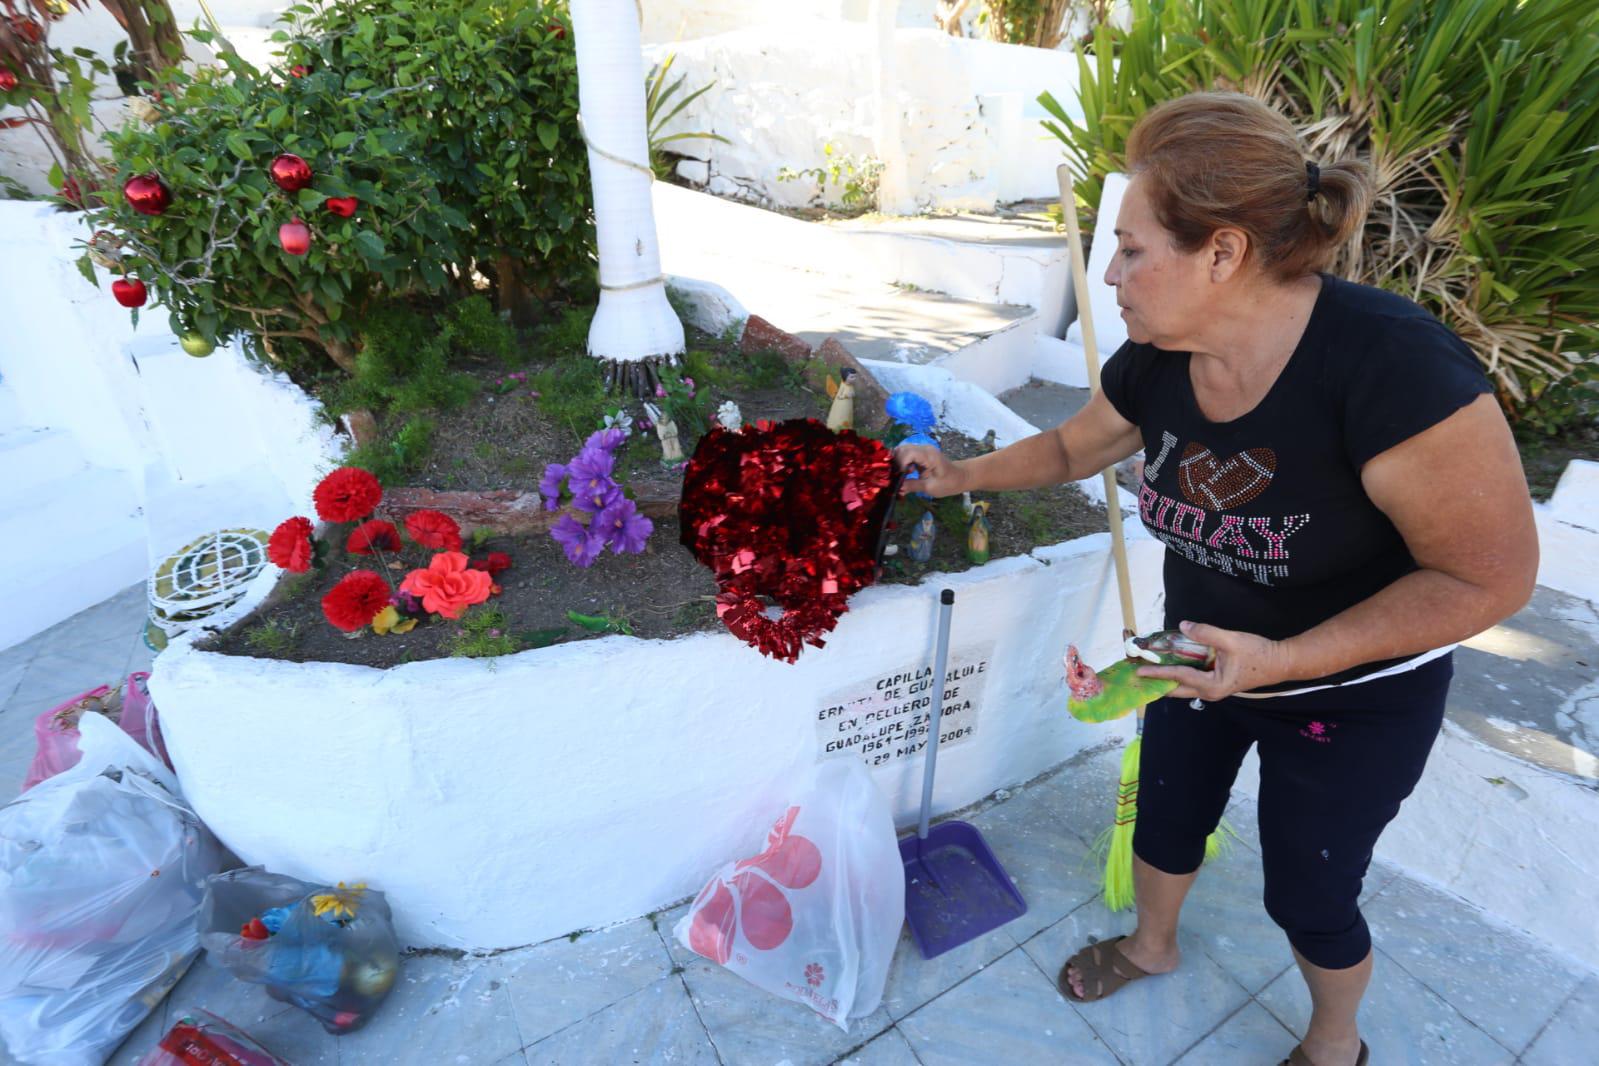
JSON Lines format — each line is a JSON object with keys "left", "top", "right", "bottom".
{"left": 0, "top": 382, "right": 23, "bottom": 431}
{"left": 653, "top": 183, "right": 1075, "bottom": 334}
{"left": 664, "top": 247, "right": 1037, "bottom": 394}
{"left": 0, "top": 426, "right": 88, "bottom": 497}
{"left": 0, "top": 465, "right": 146, "bottom": 652}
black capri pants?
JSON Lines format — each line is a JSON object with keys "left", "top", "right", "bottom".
{"left": 1132, "top": 653, "right": 1452, "bottom": 970}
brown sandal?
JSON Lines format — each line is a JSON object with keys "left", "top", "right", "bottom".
{"left": 1280, "top": 1040, "right": 1369, "bottom": 1066}
{"left": 1057, "top": 935, "right": 1152, "bottom": 1002}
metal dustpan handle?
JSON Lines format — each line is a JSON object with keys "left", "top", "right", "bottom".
{"left": 916, "top": 588, "right": 955, "bottom": 843}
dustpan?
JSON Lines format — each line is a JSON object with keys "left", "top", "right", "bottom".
{"left": 899, "top": 589, "right": 1027, "bottom": 959}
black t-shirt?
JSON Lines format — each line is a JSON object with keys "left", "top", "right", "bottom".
{"left": 1099, "top": 272, "right": 1492, "bottom": 691}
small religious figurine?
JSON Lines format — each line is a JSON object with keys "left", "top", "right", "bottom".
{"left": 966, "top": 500, "right": 991, "bottom": 564}
{"left": 642, "top": 402, "right": 683, "bottom": 464}
{"left": 908, "top": 510, "right": 936, "bottom": 563}
{"left": 825, "top": 367, "right": 857, "bottom": 432}
{"left": 716, "top": 399, "right": 742, "bottom": 432}
{"left": 979, "top": 428, "right": 997, "bottom": 454}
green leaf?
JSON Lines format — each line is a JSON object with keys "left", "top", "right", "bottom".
{"left": 226, "top": 132, "right": 253, "bottom": 161}
{"left": 75, "top": 254, "right": 97, "bottom": 288}
{"left": 331, "top": 131, "right": 358, "bottom": 150}
{"left": 47, "top": 162, "right": 64, "bottom": 189}
{"left": 536, "top": 121, "right": 558, "bottom": 152}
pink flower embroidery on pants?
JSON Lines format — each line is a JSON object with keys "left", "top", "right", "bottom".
{"left": 688, "top": 806, "right": 823, "bottom": 965}
{"left": 805, "top": 962, "right": 825, "bottom": 987}
{"left": 1307, "top": 721, "right": 1326, "bottom": 735}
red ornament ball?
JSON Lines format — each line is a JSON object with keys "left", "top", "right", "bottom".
{"left": 324, "top": 195, "right": 358, "bottom": 218}
{"left": 268, "top": 516, "right": 315, "bottom": 572}
{"left": 547, "top": 22, "right": 566, "bottom": 39}
{"left": 111, "top": 278, "right": 147, "bottom": 308}
{"left": 313, "top": 466, "right": 382, "bottom": 523}
{"left": 123, "top": 173, "right": 170, "bottom": 216}
{"left": 269, "top": 153, "right": 313, "bottom": 192}
{"left": 0, "top": 69, "right": 17, "bottom": 92}
{"left": 321, "top": 570, "right": 391, "bottom": 632}
{"left": 404, "top": 509, "right": 462, "bottom": 552}
{"left": 278, "top": 218, "right": 311, "bottom": 256}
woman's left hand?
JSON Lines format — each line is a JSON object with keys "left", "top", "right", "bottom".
{"left": 1136, "top": 621, "right": 1295, "bottom": 702}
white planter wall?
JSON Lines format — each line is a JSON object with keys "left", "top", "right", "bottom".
{"left": 152, "top": 528, "right": 1164, "bottom": 951}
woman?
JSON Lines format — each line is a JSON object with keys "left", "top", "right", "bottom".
{"left": 895, "top": 92, "right": 1538, "bottom": 1066}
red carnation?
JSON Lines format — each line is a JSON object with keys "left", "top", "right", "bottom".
{"left": 321, "top": 570, "right": 391, "bottom": 631}
{"left": 347, "top": 519, "right": 401, "bottom": 555}
{"left": 469, "top": 551, "right": 512, "bottom": 576}
{"left": 404, "top": 509, "right": 462, "bottom": 551}
{"left": 314, "top": 467, "right": 382, "bottom": 523}
{"left": 267, "top": 516, "right": 314, "bottom": 573}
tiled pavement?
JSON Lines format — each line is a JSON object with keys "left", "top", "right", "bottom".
{"left": 3, "top": 587, "right": 1596, "bottom": 1065}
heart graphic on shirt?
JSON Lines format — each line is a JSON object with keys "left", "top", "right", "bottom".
{"left": 1177, "top": 443, "right": 1277, "bottom": 509}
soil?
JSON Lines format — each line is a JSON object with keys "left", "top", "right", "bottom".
{"left": 1518, "top": 425, "right": 1599, "bottom": 501}
{"left": 202, "top": 327, "right": 1108, "bottom": 669}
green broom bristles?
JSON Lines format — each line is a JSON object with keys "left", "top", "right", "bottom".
{"left": 1094, "top": 735, "right": 1238, "bottom": 912}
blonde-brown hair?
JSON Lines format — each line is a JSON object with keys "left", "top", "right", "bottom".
{"left": 1124, "top": 92, "right": 1372, "bottom": 280}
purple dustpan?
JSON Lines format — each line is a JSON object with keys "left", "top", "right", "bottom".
{"left": 899, "top": 590, "right": 1026, "bottom": 959}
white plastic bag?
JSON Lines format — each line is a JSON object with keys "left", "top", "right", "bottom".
{"left": 674, "top": 759, "right": 904, "bottom": 1030}
{"left": 0, "top": 713, "right": 223, "bottom": 1065}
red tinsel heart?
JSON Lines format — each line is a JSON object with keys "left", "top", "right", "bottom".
{"left": 679, "top": 418, "right": 901, "bottom": 662}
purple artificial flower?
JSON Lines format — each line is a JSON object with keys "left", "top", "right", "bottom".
{"left": 596, "top": 496, "right": 654, "bottom": 555}
{"left": 572, "top": 479, "right": 622, "bottom": 514}
{"left": 567, "top": 446, "right": 616, "bottom": 508}
{"left": 585, "top": 427, "right": 627, "bottom": 453}
{"left": 391, "top": 589, "right": 424, "bottom": 617}
{"left": 539, "top": 462, "right": 567, "bottom": 511}
{"left": 551, "top": 514, "right": 606, "bottom": 567}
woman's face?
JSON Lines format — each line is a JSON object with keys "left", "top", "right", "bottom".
{"left": 1103, "top": 173, "right": 1216, "bottom": 350}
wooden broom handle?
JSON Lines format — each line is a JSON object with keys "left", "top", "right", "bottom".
{"left": 1057, "top": 164, "right": 1138, "bottom": 636}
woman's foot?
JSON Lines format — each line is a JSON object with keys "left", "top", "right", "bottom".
{"left": 1283, "top": 1036, "right": 1368, "bottom": 1066}
{"left": 1060, "top": 931, "right": 1180, "bottom": 1001}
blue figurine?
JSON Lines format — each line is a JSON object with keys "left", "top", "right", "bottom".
{"left": 908, "top": 510, "right": 936, "bottom": 563}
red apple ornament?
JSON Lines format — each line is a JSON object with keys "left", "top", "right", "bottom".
{"left": 112, "top": 278, "right": 147, "bottom": 308}
{"left": 270, "top": 153, "right": 313, "bottom": 192}
{"left": 324, "top": 196, "right": 358, "bottom": 218}
{"left": 123, "top": 173, "right": 170, "bottom": 215}
{"left": 59, "top": 177, "right": 82, "bottom": 205}
{"left": 290, "top": 64, "right": 309, "bottom": 77}
{"left": 279, "top": 218, "right": 311, "bottom": 256}
{"left": 0, "top": 69, "right": 17, "bottom": 92}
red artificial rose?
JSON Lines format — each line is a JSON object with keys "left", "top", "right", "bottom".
{"left": 404, "top": 509, "right": 462, "bottom": 551}
{"left": 267, "top": 516, "right": 314, "bottom": 572}
{"left": 468, "top": 551, "right": 512, "bottom": 576}
{"left": 346, "top": 519, "right": 401, "bottom": 555}
{"left": 313, "top": 467, "right": 382, "bottom": 523}
{"left": 321, "top": 570, "right": 391, "bottom": 631}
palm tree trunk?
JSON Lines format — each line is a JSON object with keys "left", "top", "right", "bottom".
{"left": 569, "top": 0, "right": 684, "bottom": 389}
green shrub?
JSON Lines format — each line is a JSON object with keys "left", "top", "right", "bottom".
{"left": 347, "top": 415, "right": 435, "bottom": 484}
{"left": 1039, "top": 0, "right": 1599, "bottom": 427}
{"left": 285, "top": 0, "right": 593, "bottom": 321}
{"left": 81, "top": 46, "right": 466, "bottom": 373}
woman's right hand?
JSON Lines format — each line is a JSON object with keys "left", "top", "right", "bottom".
{"left": 894, "top": 443, "right": 969, "bottom": 498}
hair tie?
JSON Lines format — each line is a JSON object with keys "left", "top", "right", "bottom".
{"left": 1305, "top": 161, "right": 1321, "bottom": 202}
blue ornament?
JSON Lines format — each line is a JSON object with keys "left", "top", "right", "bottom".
{"left": 885, "top": 392, "right": 937, "bottom": 434}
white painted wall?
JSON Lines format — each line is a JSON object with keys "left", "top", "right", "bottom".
{"left": 645, "top": 23, "right": 1084, "bottom": 214}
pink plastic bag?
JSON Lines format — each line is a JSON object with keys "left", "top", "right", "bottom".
{"left": 19, "top": 672, "right": 172, "bottom": 793}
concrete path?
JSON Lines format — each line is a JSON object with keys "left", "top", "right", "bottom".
{"left": 3, "top": 588, "right": 1596, "bottom": 1065}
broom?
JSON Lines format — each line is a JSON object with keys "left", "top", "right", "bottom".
{"left": 1056, "top": 165, "right": 1233, "bottom": 911}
